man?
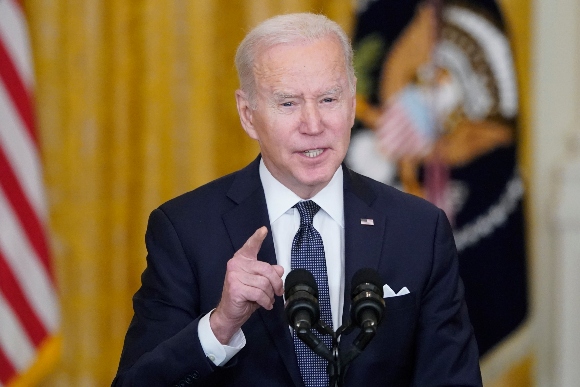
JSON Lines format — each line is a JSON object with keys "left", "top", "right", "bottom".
{"left": 113, "top": 13, "right": 481, "bottom": 386}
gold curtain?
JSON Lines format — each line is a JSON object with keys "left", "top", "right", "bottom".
{"left": 23, "top": 0, "right": 530, "bottom": 385}
{"left": 484, "top": 1, "right": 534, "bottom": 386}
{"left": 24, "top": 0, "right": 352, "bottom": 385}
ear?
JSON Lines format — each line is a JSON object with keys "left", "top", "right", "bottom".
{"left": 235, "top": 89, "right": 259, "bottom": 140}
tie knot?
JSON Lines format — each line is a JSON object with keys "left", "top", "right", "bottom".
{"left": 294, "top": 200, "right": 320, "bottom": 226}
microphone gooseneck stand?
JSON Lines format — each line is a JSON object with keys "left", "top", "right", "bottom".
{"left": 333, "top": 316, "right": 379, "bottom": 386}
{"left": 285, "top": 268, "right": 386, "bottom": 387}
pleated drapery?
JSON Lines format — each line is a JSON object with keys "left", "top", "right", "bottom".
{"left": 23, "top": 1, "right": 352, "bottom": 384}
{"left": 21, "top": 0, "right": 530, "bottom": 385}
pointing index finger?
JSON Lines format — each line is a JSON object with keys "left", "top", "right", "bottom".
{"left": 238, "top": 226, "right": 268, "bottom": 260}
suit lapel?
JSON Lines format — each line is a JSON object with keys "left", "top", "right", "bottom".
{"left": 222, "top": 157, "right": 303, "bottom": 387}
{"left": 341, "top": 168, "right": 386, "bottom": 336}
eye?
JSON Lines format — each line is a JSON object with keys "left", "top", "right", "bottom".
{"left": 322, "top": 97, "right": 336, "bottom": 103}
{"left": 281, "top": 101, "right": 294, "bottom": 107}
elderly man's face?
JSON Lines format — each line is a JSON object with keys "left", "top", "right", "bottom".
{"left": 236, "top": 36, "right": 355, "bottom": 199}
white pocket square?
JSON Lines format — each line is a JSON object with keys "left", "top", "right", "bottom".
{"left": 383, "top": 284, "right": 410, "bottom": 298}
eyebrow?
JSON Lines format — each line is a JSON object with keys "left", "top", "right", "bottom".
{"left": 273, "top": 92, "right": 298, "bottom": 101}
{"left": 321, "top": 86, "right": 343, "bottom": 96}
{"left": 272, "top": 86, "right": 343, "bottom": 101}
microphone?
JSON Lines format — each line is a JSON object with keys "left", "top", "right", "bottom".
{"left": 348, "top": 268, "right": 385, "bottom": 356}
{"left": 350, "top": 268, "right": 385, "bottom": 331}
{"left": 337, "top": 268, "right": 386, "bottom": 382}
{"left": 284, "top": 268, "right": 320, "bottom": 332}
{"left": 284, "top": 269, "right": 334, "bottom": 362}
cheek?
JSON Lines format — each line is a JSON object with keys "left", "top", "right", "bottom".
{"left": 331, "top": 118, "right": 353, "bottom": 151}
{"left": 326, "top": 113, "right": 353, "bottom": 136}
{"left": 256, "top": 123, "right": 289, "bottom": 154}
{"left": 265, "top": 117, "right": 299, "bottom": 144}
{"left": 252, "top": 115, "right": 277, "bottom": 143}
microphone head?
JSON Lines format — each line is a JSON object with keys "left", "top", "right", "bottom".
{"left": 351, "top": 268, "right": 383, "bottom": 298}
{"left": 284, "top": 268, "right": 320, "bottom": 330}
{"left": 350, "top": 268, "right": 385, "bottom": 327}
{"left": 285, "top": 268, "right": 318, "bottom": 299}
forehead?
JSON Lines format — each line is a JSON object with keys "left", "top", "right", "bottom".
{"left": 252, "top": 36, "right": 348, "bottom": 94}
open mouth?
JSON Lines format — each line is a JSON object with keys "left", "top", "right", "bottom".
{"left": 303, "top": 149, "right": 323, "bottom": 158}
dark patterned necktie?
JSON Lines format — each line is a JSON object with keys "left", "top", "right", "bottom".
{"left": 291, "top": 200, "right": 333, "bottom": 387}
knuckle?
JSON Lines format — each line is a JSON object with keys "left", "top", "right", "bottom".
{"left": 256, "top": 275, "right": 271, "bottom": 290}
{"left": 227, "top": 257, "right": 242, "bottom": 271}
{"left": 251, "top": 260, "right": 269, "bottom": 273}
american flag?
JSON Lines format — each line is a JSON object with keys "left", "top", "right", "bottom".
{"left": 375, "top": 96, "right": 434, "bottom": 162}
{"left": 360, "top": 218, "right": 374, "bottom": 226}
{"left": 0, "top": 0, "right": 60, "bottom": 385}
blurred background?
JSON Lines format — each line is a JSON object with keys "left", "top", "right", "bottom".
{"left": 1, "top": 0, "right": 579, "bottom": 386}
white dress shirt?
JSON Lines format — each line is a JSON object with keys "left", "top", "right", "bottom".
{"left": 198, "top": 159, "right": 345, "bottom": 365}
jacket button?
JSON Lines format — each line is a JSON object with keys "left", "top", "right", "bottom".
{"left": 185, "top": 371, "right": 199, "bottom": 384}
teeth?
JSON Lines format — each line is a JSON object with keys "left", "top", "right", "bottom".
{"left": 303, "top": 149, "right": 323, "bottom": 158}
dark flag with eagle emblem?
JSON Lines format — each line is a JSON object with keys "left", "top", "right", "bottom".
{"left": 346, "top": 0, "right": 528, "bottom": 357}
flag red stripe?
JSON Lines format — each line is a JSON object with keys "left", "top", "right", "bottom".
{"left": 0, "top": 148, "right": 52, "bottom": 279}
{"left": 0, "top": 251, "right": 48, "bottom": 347}
{"left": 0, "top": 346, "right": 17, "bottom": 384}
{"left": 5, "top": 0, "right": 25, "bottom": 12}
{"left": 0, "top": 38, "right": 37, "bottom": 145}
{"left": 0, "top": 3, "right": 59, "bottom": 382}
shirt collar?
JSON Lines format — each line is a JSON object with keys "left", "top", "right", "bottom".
{"left": 259, "top": 158, "right": 344, "bottom": 227}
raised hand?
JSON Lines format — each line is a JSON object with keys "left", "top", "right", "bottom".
{"left": 210, "top": 226, "right": 284, "bottom": 344}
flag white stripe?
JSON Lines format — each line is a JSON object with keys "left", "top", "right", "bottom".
{"left": 0, "top": 291, "right": 35, "bottom": 372}
{"left": 380, "top": 123, "right": 408, "bottom": 145}
{"left": 381, "top": 121, "right": 414, "bottom": 156}
{"left": 377, "top": 103, "right": 433, "bottom": 160}
{"left": 379, "top": 108, "right": 408, "bottom": 136}
{"left": 0, "top": 189, "right": 59, "bottom": 332}
{"left": 0, "top": 3, "right": 59, "bottom": 382}
{"left": 0, "top": 0, "right": 34, "bottom": 88}
{"left": 377, "top": 107, "right": 410, "bottom": 143}
{"left": 0, "top": 82, "right": 47, "bottom": 220}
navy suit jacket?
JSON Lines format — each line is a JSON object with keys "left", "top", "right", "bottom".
{"left": 113, "top": 157, "right": 482, "bottom": 386}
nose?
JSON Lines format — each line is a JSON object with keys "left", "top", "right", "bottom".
{"left": 300, "top": 101, "right": 323, "bottom": 135}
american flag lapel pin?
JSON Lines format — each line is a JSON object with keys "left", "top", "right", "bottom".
{"left": 360, "top": 218, "right": 374, "bottom": 226}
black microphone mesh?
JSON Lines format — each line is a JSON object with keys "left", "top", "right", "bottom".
{"left": 351, "top": 268, "right": 382, "bottom": 296}
{"left": 285, "top": 268, "right": 317, "bottom": 298}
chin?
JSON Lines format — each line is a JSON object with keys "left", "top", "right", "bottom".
{"left": 298, "top": 171, "right": 334, "bottom": 189}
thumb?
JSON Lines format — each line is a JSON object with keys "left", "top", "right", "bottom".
{"left": 238, "top": 226, "right": 268, "bottom": 259}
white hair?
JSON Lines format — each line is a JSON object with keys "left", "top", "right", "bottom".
{"left": 235, "top": 13, "right": 355, "bottom": 107}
